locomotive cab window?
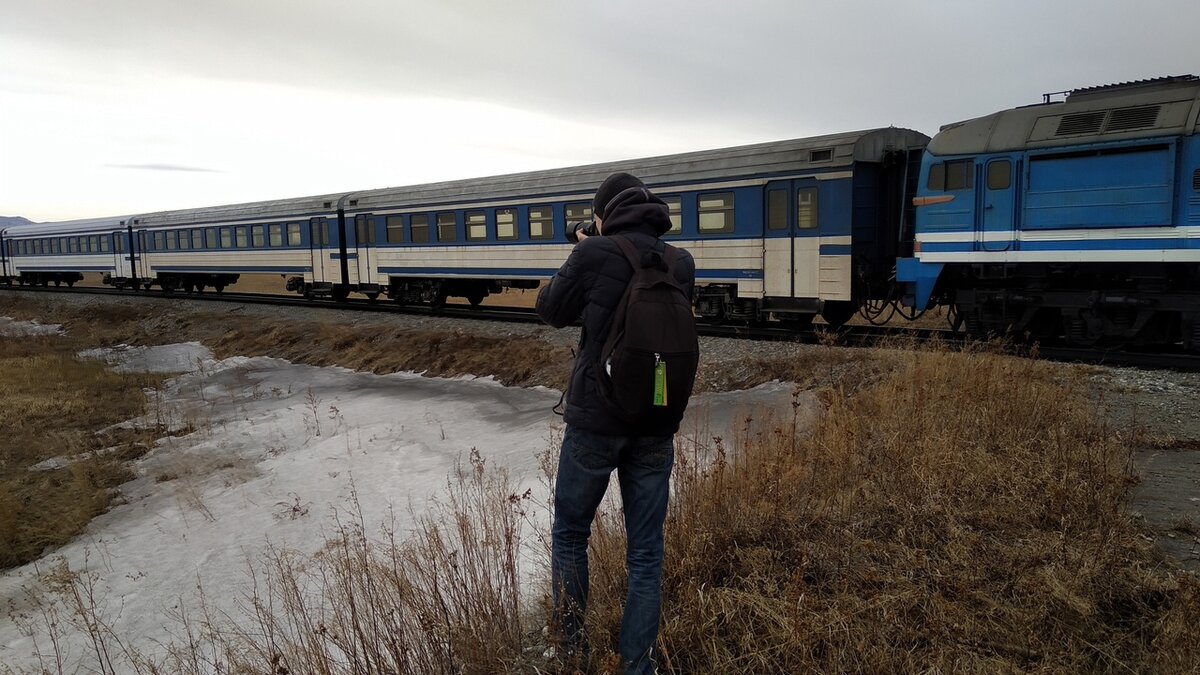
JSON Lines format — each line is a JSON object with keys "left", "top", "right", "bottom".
{"left": 465, "top": 210, "right": 487, "bottom": 241}
{"left": 663, "top": 196, "right": 682, "bottom": 235}
{"left": 437, "top": 213, "right": 457, "bottom": 243}
{"left": 528, "top": 206, "right": 553, "bottom": 240}
{"left": 411, "top": 215, "right": 430, "bottom": 244}
{"left": 987, "top": 160, "right": 1012, "bottom": 190}
{"left": 927, "top": 159, "right": 975, "bottom": 191}
{"left": 386, "top": 216, "right": 404, "bottom": 244}
{"left": 496, "top": 208, "right": 517, "bottom": 240}
{"left": 698, "top": 192, "right": 735, "bottom": 233}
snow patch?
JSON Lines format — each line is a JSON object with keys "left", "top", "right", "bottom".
{"left": 0, "top": 345, "right": 814, "bottom": 670}
{"left": 78, "top": 342, "right": 215, "bottom": 373}
{"left": 0, "top": 316, "right": 63, "bottom": 337}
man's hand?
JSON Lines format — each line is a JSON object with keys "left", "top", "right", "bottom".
{"left": 575, "top": 229, "right": 590, "bottom": 242}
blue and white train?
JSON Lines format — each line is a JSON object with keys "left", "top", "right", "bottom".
{"left": 2, "top": 75, "right": 1198, "bottom": 346}
{"left": 0, "top": 128, "right": 928, "bottom": 327}
{"left": 899, "top": 75, "right": 1200, "bottom": 348}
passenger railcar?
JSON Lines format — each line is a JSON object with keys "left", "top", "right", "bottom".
{"left": 899, "top": 75, "right": 1200, "bottom": 347}
{"left": 2, "top": 129, "right": 929, "bottom": 326}
{"left": 0, "top": 217, "right": 128, "bottom": 287}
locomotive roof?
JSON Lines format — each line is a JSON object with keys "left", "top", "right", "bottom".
{"left": 928, "top": 75, "right": 1200, "bottom": 156}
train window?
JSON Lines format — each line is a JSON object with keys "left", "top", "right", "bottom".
{"left": 206, "top": 228, "right": 218, "bottom": 249}
{"left": 437, "top": 213, "right": 457, "bottom": 243}
{"left": 289, "top": 223, "right": 304, "bottom": 247}
{"left": 179, "top": 231, "right": 190, "bottom": 250}
{"left": 101, "top": 235, "right": 110, "bottom": 252}
{"left": 698, "top": 192, "right": 736, "bottom": 233}
{"left": 189, "top": 230, "right": 200, "bottom": 249}
{"left": 69, "top": 238, "right": 78, "bottom": 253}
{"left": 496, "top": 208, "right": 517, "bottom": 240}
{"left": 927, "top": 164, "right": 946, "bottom": 191}
{"left": 386, "top": 216, "right": 404, "bottom": 244}
{"left": 53, "top": 238, "right": 62, "bottom": 254}
{"left": 154, "top": 232, "right": 166, "bottom": 250}
{"left": 166, "top": 232, "right": 177, "bottom": 250}
{"left": 663, "top": 197, "right": 682, "bottom": 235}
{"left": 220, "top": 228, "right": 233, "bottom": 249}
{"left": 269, "top": 224, "right": 283, "bottom": 247}
{"left": 809, "top": 149, "right": 833, "bottom": 162}
{"left": 797, "top": 188, "right": 818, "bottom": 229}
{"left": 528, "top": 207, "right": 553, "bottom": 240}
{"left": 251, "top": 225, "right": 264, "bottom": 248}
{"left": 945, "top": 160, "right": 974, "bottom": 191}
{"left": 987, "top": 160, "right": 1011, "bottom": 190}
{"left": 235, "top": 226, "right": 248, "bottom": 248}
{"left": 767, "top": 190, "right": 787, "bottom": 231}
{"left": 113, "top": 236, "right": 122, "bottom": 254}
{"left": 565, "top": 202, "right": 592, "bottom": 225}
{"left": 411, "top": 214, "right": 430, "bottom": 244}
{"left": 466, "top": 210, "right": 487, "bottom": 241}
{"left": 356, "top": 215, "right": 377, "bottom": 245}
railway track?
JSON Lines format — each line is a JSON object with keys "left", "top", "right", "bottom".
{"left": 5, "top": 284, "right": 1200, "bottom": 372}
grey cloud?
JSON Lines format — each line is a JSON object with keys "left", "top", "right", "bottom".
{"left": 4, "top": 0, "right": 1198, "bottom": 140}
{"left": 106, "top": 164, "right": 222, "bottom": 173}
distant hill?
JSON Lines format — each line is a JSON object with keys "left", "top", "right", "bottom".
{"left": 0, "top": 216, "right": 34, "bottom": 227}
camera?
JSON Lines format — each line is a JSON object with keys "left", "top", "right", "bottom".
{"left": 566, "top": 220, "right": 598, "bottom": 244}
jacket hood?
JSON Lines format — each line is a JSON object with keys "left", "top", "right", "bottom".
{"left": 600, "top": 186, "right": 672, "bottom": 237}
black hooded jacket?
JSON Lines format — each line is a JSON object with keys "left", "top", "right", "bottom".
{"left": 536, "top": 188, "right": 696, "bottom": 437}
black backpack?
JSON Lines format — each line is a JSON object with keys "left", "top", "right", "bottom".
{"left": 594, "top": 235, "right": 698, "bottom": 430}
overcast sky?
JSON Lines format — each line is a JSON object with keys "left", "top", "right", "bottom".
{"left": 1, "top": 0, "right": 1196, "bottom": 222}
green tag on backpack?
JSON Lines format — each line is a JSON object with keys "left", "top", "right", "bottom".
{"left": 653, "top": 356, "right": 668, "bottom": 407}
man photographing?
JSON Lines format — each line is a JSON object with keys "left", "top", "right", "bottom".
{"left": 536, "top": 172, "right": 698, "bottom": 674}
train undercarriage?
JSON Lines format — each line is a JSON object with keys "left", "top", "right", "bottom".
{"left": 940, "top": 263, "right": 1200, "bottom": 349}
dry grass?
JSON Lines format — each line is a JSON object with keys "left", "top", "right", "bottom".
{"left": 0, "top": 334, "right": 167, "bottom": 569}
{"left": 576, "top": 344, "right": 1200, "bottom": 672}
{"left": 22, "top": 343, "right": 1200, "bottom": 674}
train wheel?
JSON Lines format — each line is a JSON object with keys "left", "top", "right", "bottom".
{"left": 430, "top": 291, "right": 448, "bottom": 313}
{"left": 467, "top": 292, "right": 485, "bottom": 307}
{"left": 331, "top": 286, "right": 350, "bottom": 302}
{"left": 820, "top": 301, "right": 857, "bottom": 329}
{"left": 54, "top": 280, "right": 61, "bottom": 287}
{"left": 365, "top": 292, "right": 380, "bottom": 301}
{"left": 66, "top": 280, "right": 75, "bottom": 288}
{"left": 213, "top": 284, "right": 226, "bottom": 294}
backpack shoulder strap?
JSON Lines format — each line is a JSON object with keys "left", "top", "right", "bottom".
{"left": 610, "top": 234, "right": 642, "bottom": 270}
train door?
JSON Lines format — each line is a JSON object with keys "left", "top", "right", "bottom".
{"left": 309, "top": 218, "right": 327, "bottom": 285}
{"left": 763, "top": 181, "right": 793, "bottom": 297}
{"left": 135, "top": 230, "right": 152, "bottom": 282}
{"left": 763, "top": 179, "right": 821, "bottom": 298}
{"left": 354, "top": 214, "right": 376, "bottom": 292}
{"left": 109, "top": 230, "right": 124, "bottom": 275}
{"left": 977, "top": 158, "right": 1016, "bottom": 252}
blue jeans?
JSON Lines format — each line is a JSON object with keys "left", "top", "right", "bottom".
{"left": 551, "top": 425, "right": 674, "bottom": 675}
